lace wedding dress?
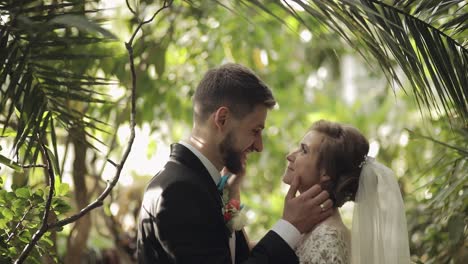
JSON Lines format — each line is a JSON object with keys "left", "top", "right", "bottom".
{"left": 295, "top": 217, "right": 350, "bottom": 264}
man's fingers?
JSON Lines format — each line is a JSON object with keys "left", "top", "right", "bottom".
{"left": 319, "top": 199, "right": 334, "bottom": 211}
{"left": 300, "top": 184, "right": 323, "bottom": 200}
{"left": 317, "top": 208, "right": 333, "bottom": 223}
{"left": 286, "top": 175, "right": 300, "bottom": 200}
{"left": 312, "top": 190, "right": 330, "bottom": 206}
{"left": 221, "top": 167, "right": 229, "bottom": 175}
{"left": 227, "top": 173, "right": 239, "bottom": 184}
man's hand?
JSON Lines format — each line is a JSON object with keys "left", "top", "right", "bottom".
{"left": 221, "top": 167, "right": 244, "bottom": 201}
{"left": 282, "top": 175, "right": 333, "bottom": 234}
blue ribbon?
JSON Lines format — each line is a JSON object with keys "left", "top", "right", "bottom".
{"left": 217, "top": 173, "right": 244, "bottom": 210}
{"left": 217, "top": 173, "right": 231, "bottom": 192}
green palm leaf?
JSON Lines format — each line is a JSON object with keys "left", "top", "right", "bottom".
{"left": 241, "top": 0, "right": 467, "bottom": 123}
{"left": 0, "top": 0, "right": 115, "bottom": 164}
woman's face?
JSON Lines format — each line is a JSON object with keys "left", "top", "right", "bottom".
{"left": 283, "top": 130, "right": 325, "bottom": 193}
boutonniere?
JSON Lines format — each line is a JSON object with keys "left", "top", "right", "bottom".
{"left": 217, "top": 174, "right": 248, "bottom": 234}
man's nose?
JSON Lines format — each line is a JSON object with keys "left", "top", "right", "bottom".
{"left": 253, "top": 135, "right": 263, "bottom": 152}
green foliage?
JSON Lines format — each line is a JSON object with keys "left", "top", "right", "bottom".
{"left": 0, "top": 0, "right": 113, "bottom": 261}
{"left": 98, "top": 1, "right": 465, "bottom": 262}
{"left": 245, "top": 0, "right": 468, "bottom": 123}
{"left": 405, "top": 119, "right": 467, "bottom": 263}
{"left": 0, "top": 177, "right": 70, "bottom": 262}
{"left": 0, "top": 0, "right": 116, "bottom": 164}
{"left": 0, "top": 153, "right": 23, "bottom": 172}
{"left": 0, "top": 0, "right": 466, "bottom": 263}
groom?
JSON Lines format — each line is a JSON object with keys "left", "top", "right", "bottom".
{"left": 137, "top": 63, "right": 333, "bottom": 263}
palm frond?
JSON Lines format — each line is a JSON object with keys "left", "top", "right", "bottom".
{"left": 241, "top": 0, "right": 468, "bottom": 123}
{"left": 0, "top": 0, "right": 115, "bottom": 164}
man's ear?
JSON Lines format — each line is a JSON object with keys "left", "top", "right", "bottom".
{"left": 213, "top": 107, "right": 230, "bottom": 130}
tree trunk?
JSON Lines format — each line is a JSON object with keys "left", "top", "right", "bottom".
{"left": 64, "top": 125, "right": 90, "bottom": 264}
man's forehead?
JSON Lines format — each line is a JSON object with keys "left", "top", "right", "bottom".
{"left": 246, "top": 114, "right": 266, "bottom": 129}
{"left": 244, "top": 108, "right": 267, "bottom": 127}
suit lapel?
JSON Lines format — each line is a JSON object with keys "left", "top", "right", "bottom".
{"left": 169, "top": 143, "right": 231, "bottom": 238}
{"left": 169, "top": 143, "right": 223, "bottom": 206}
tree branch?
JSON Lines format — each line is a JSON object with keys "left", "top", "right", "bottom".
{"left": 48, "top": 0, "right": 173, "bottom": 229}
{"left": 126, "top": 0, "right": 137, "bottom": 16}
{"left": 15, "top": 141, "right": 55, "bottom": 264}
{"left": 13, "top": 2, "right": 173, "bottom": 261}
{"left": 6, "top": 204, "right": 35, "bottom": 244}
{"left": 106, "top": 158, "right": 118, "bottom": 168}
{"left": 127, "top": 0, "right": 173, "bottom": 47}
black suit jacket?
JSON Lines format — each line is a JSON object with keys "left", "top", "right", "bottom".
{"left": 137, "top": 143, "right": 298, "bottom": 264}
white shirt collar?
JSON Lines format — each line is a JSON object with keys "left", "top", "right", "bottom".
{"left": 179, "top": 140, "right": 221, "bottom": 185}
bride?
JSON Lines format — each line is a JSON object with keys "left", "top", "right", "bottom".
{"left": 282, "top": 119, "right": 411, "bottom": 264}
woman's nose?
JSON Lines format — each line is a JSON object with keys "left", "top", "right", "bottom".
{"left": 286, "top": 151, "right": 295, "bottom": 162}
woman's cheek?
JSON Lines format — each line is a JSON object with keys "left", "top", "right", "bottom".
{"left": 282, "top": 171, "right": 292, "bottom": 185}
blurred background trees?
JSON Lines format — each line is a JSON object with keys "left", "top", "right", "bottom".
{"left": 0, "top": 0, "right": 466, "bottom": 263}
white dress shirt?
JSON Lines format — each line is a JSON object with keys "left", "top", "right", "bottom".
{"left": 179, "top": 141, "right": 301, "bottom": 263}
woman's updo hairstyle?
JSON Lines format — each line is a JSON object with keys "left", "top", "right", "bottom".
{"left": 310, "top": 120, "right": 369, "bottom": 207}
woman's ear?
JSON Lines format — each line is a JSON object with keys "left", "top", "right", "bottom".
{"left": 320, "top": 171, "right": 331, "bottom": 182}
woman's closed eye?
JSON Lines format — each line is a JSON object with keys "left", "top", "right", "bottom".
{"left": 300, "top": 143, "right": 308, "bottom": 154}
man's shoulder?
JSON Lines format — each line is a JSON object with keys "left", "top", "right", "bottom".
{"left": 140, "top": 160, "right": 206, "bottom": 213}
{"left": 147, "top": 159, "right": 198, "bottom": 188}
{"left": 143, "top": 159, "right": 210, "bottom": 204}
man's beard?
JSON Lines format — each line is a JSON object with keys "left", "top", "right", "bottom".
{"left": 220, "top": 131, "right": 244, "bottom": 174}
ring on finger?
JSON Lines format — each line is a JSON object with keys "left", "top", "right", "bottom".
{"left": 320, "top": 203, "right": 325, "bottom": 211}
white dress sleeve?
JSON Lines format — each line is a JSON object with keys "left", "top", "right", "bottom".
{"left": 295, "top": 224, "right": 350, "bottom": 264}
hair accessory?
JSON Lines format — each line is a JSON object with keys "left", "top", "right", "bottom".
{"left": 358, "top": 155, "right": 368, "bottom": 168}
{"left": 344, "top": 192, "right": 352, "bottom": 202}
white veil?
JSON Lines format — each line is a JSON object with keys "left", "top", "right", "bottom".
{"left": 351, "top": 157, "right": 411, "bottom": 264}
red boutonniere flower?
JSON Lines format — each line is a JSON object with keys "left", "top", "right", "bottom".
{"left": 223, "top": 199, "right": 241, "bottom": 222}
{"left": 218, "top": 175, "right": 248, "bottom": 234}
{"left": 221, "top": 197, "right": 247, "bottom": 233}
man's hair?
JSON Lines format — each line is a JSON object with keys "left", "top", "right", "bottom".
{"left": 310, "top": 120, "right": 369, "bottom": 207}
{"left": 193, "top": 63, "right": 276, "bottom": 123}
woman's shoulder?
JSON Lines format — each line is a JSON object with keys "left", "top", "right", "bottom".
{"left": 300, "top": 222, "right": 349, "bottom": 248}
{"left": 296, "top": 222, "right": 350, "bottom": 264}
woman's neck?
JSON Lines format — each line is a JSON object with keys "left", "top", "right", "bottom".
{"left": 322, "top": 208, "right": 344, "bottom": 226}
